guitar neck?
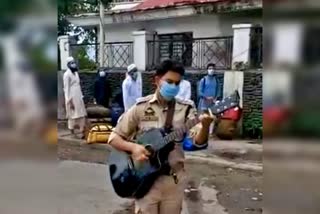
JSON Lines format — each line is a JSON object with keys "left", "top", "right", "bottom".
{"left": 163, "top": 117, "right": 200, "bottom": 144}
{"left": 163, "top": 90, "right": 240, "bottom": 144}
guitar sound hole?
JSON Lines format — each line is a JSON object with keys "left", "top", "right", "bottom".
{"left": 145, "top": 145, "right": 155, "bottom": 157}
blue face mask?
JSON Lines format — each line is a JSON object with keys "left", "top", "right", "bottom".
{"left": 159, "top": 81, "right": 180, "bottom": 101}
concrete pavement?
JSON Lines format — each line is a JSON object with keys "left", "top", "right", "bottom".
{"left": 0, "top": 159, "right": 262, "bottom": 214}
{"left": 0, "top": 160, "right": 230, "bottom": 214}
{"left": 58, "top": 161, "right": 228, "bottom": 214}
{"left": 58, "top": 129, "right": 263, "bottom": 172}
{"left": 58, "top": 129, "right": 262, "bottom": 163}
{"left": 56, "top": 129, "right": 262, "bottom": 213}
{"left": 57, "top": 161, "right": 262, "bottom": 214}
{"left": 58, "top": 161, "right": 132, "bottom": 214}
{"left": 58, "top": 132, "right": 263, "bottom": 172}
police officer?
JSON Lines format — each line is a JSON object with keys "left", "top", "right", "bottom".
{"left": 108, "top": 60, "right": 214, "bottom": 214}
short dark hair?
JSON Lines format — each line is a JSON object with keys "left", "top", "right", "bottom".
{"left": 155, "top": 60, "right": 185, "bottom": 77}
{"left": 207, "top": 63, "right": 216, "bottom": 69}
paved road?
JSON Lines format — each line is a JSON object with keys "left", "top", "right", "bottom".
{"left": 58, "top": 161, "right": 133, "bottom": 214}
{"left": 0, "top": 160, "right": 262, "bottom": 214}
{"left": 58, "top": 161, "right": 228, "bottom": 214}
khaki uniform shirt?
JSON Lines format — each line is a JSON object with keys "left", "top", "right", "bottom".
{"left": 108, "top": 93, "right": 203, "bottom": 170}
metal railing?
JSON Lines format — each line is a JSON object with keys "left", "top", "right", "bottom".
{"left": 69, "top": 41, "right": 134, "bottom": 69}
{"left": 100, "top": 41, "right": 134, "bottom": 69}
{"left": 147, "top": 36, "right": 233, "bottom": 70}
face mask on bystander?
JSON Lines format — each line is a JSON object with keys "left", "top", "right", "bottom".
{"left": 99, "top": 71, "right": 106, "bottom": 77}
{"left": 208, "top": 69, "right": 214, "bottom": 76}
{"left": 159, "top": 80, "right": 180, "bottom": 101}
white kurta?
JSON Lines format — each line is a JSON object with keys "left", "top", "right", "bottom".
{"left": 5, "top": 35, "right": 44, "bottom": 132}
{"left": 176, "top": 79, "right": 191, "bottom": 100}
{"left": 122, "top": 75, "right": 142, "bottom": 112}
{"left": 137, "top": 72, "right": 143, "bottom": 97}
{"left": 63, "top": 69, "right": 87, "bottom": 121}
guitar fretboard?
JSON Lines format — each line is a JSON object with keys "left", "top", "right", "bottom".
{"left": 162, "top": 90, "right": 240, "bottom": 144}
{"left": 163, "top": 117, "right": 199, "bottom": 144}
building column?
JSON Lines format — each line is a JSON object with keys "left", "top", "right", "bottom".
{"left": 57, "top": 35, "right": 71, "bottom": 120}
{"left": 271, "top": 22, "right": 303, "bottom": 67}
{"left": 232, "top": 24, "right": 253, "bottom": 69}
{"left": 132, "top": 31, "right": 154, "bottom": 70}
{"left": 99, "top": 1, "right": 105, "bottom": 67}
{"left": 58, "top": 35, "right": 72, "bottom": 71}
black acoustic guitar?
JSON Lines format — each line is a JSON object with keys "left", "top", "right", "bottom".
{"left": 108, "top": 90, "right": 240, "bottom": 199}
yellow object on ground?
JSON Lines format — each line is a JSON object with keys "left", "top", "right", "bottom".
{"left": 45, "top": 125, "right": 58, "bottom": 145}
{"left": 86, "top": 123, "right": 113, "bottom": 144}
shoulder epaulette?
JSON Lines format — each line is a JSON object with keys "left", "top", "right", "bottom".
{"left": 136, "top": 95, "right": 153, "bottom": 105}
{"left": 175, "top": 98, "right": 195, "bottom": 106}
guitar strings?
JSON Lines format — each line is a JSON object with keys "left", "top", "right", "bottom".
{"left": 163, "top": 92, "right": 238, "bottom": 144}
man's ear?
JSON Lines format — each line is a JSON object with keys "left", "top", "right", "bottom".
{"left": 154, "top": 76, "right": 161, "bottom": 86}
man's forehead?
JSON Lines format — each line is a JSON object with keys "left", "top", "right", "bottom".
{"left": 162, "top": 71, "right": 181, "bottom": 79}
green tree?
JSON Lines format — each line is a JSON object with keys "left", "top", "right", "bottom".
{"left": 58, "top": 0, "right": 112, "bottom": 70}
{"left": 58, "top": 0, "right": 111, "bottom": 37}
{"left": 58, "top": 0, "right": 98, "bottom": 36}
{"left": 73, "top": 45, "right": 98, "bottom": 70}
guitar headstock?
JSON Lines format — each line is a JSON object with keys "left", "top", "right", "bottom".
{"left": 209, "top": 90, "right": 240, "bottom": 115}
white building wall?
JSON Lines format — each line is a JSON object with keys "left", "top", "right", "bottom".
{"left": 102, "top": 14, "right": 262, "bottom": 42}
{"left": 96, "top": 12, "right": 261, "bottom": 69}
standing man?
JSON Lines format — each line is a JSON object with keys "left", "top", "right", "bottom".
{"left": 63, "top": 56, "right": 87, "bottom": 139}
{"left": 137, "top": 69, "right": 143, "bottom": 98}
{"left": 108, "top": 60, "right": 214, "bottom": 214}
{"left": 197, "top": 63, "right": 221, "bottom": 112}
{"left": 94, "top": 68, "right": 112, "bottom": 108}
{"left": 122, "top": 64, "right": 142, "bottom": 111}
{"left": 175, "top": 77, "right": 191, "bottom": 100}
